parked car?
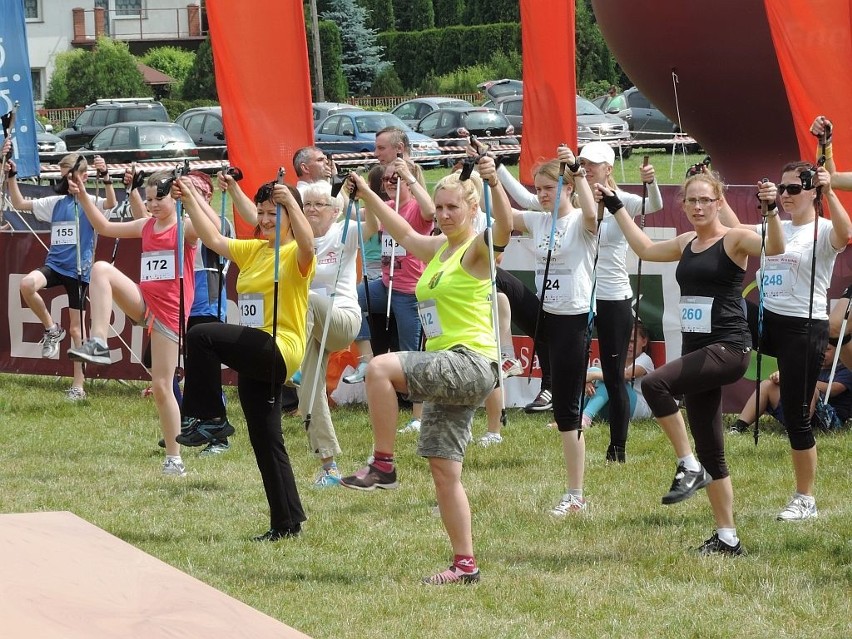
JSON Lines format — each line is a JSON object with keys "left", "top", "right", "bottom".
{"left": 485, "top": 95, "right": 524, "bottom": 135}
{"left": 477, "top": 79, "right": 523, "bottom": 103}
{"left": 174, "top": 106, "right": 226, "bottom": 160}
{"left": 312, "top": 102, "right": 363, "bottom": 126}
{"left": 56, "top": 98, "right": 169, "bottom": 149}
{"left": 314, "top": 111, "right": 441, "bottom": 165}
{"left": 391, "top": 97, "right": 473, "bottom": 128}
{"left": 78, "top": 121, "right": 199, "bottom": 164}
{"left": 35, "top": 120, "right": 67, "bottom": 156}
{"left": 576, "top": 96, "right": 632, "bottom": 156}
{"left": 413, "top": 106, "right": 519, "bottom": 164}
{"left": 593, "top": 87, "right": 682, "bottom": 147}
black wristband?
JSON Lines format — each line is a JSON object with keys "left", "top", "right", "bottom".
{"left": 767, "top": 200, "right": 777, "bottom": 211}
{"left": 567, "top": 161, "right": 580, "bottom": 174}
{"left": 601, "top": 192, "right": 624, "bottom": 214}
{"left": 7, "top": 169, "right": 16, "bottom": 178}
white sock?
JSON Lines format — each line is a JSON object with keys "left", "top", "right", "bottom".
{"left": 678, "top": 454, "right": 701, "bottom": 472}
{"left": 795, "top": 492, "right": 815, "bottom": 503}
{"left": 567, "top": 488, "right": 583, "bottom": 500}
{"left": 717, "top": 527, "right": 739, "bottom": 546}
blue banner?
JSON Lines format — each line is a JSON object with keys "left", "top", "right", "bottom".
{"left": 1, "top": 0, "right": 39, "bottom": 178}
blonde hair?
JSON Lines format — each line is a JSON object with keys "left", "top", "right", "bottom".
{"left": 679, "top": 170, "right": 726, "bottom": 201}
{"left": 58, "top": 153, "right": 87, "bottom": 174}
{"left": 434, "top": 171, "right": 482, "bottom": 212}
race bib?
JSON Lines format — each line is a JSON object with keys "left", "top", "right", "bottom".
{"left": 761, "top": 265, "right": 793, "bottom": 298}
{"left": 679, "top": 296, "right": 713, "bottom": 333}
{"left": 417, "top": 299, "right": 443, "bottom": 338}
{"left": 540, "top": 266, "right": 574, "bottom": 305}
{"left": 381, "top": 234, "right": 407, "bottom": 258}
{"left": 140, "top": 251, "right": 175, "bottom": 282}
{"left": 238, "top": 293, "right": 264, "bottom": 327}
{"left": 51, "top": 221, "right": 76, "bottom": 246}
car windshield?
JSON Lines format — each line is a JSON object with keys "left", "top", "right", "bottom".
{"left": 463, "top": 111, "right": 508, "bottom": 129}
{"left": 35, "top": 121, "right": 46, "bottom": 133}
{"left": 355, "top": 113, "right": 410, "bottom": 134}
{"left": 486, "top": 80, "right": 523, "bottom": 98}
{"left": 577, "top": 97, "right": 605, "bottom": 117}
{"left": 137, "top": 125, "right": 193, "bottom": 149}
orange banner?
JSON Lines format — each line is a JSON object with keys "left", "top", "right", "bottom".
{"left": 207, "top": 0, "right": 314, "bottom": 238}
{"left": 519, "top": 1, "right": 576, "bottom": 184}
{"left": 764, "top": 0, "right": 852, "bottom": 211}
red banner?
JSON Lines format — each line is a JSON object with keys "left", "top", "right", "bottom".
{"left": 206, "top": 0, "right": 315, "bottom": 238}
{"left": 519, "top": 0, "right": 576, "bottom": 184}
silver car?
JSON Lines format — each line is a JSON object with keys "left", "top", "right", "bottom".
{"left": 577, "top": 96, "right": 631, "bottom": 157}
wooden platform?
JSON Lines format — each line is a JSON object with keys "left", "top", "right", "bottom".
{"left": 0, "top": 511, "right": 311, "bottom": 638}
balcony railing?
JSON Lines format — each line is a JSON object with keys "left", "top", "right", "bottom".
{"left": 71, "top": 5, "right": 206, "bottom": 44}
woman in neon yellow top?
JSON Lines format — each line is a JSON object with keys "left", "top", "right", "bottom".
{"left": 176, "top": 176, "right": 316, "bottom": 542}
{"left": 340, "top": 156, "right": 512, "bottom": 585}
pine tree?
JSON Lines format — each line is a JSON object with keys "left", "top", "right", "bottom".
{"left": 321, "top": 0, "right": 387, "bottom": 95}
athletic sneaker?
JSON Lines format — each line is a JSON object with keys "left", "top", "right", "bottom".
{"left": 176, "top": 417, "right": 235, "bottom": 447}
{"left": 252, "top": 527, "right": 300, "bottom": 542}
{"left": 661, "top": 463, "right": 712, "bottom": 505}
{"left": 550, "top": 493, "right": 587, "bottom": 517}
{"left": 65, "top": 386, "right": 87, "bottom": 401}
{"left": 41, "top": 325, "right": 66, "bottom": 359}
{"left": 697, "top": 532, "right": 745, "bottom": 556}
{"left": 340, "top": 464, "right": 399, "bottom": 491}
{"left": 313, "top": 466, "right": 342, "bottom": 488}
{"left": 501, "top": 357, "right": 523, "bottom": 378}
{"left": 398, "top": 418, "right": 421, "bottom": 434}
{"left": 199, "top": 439, "right": 231, "bottom": 457}
{"left": 422, "top": 565, "right": 481, "bottom": 585}
{"left": 524, "top": 388, "right": 552, "bottom": 412}
{"left": 290, "top": 370, "right": 302, "bottom": 387}
{"left": 478, "top": 432, "right": 503, "bottom": 447}
{"left": 67, "top": 338, "right": 111, "bottom": 366}
{"left": 777, "top": 495, "right": 818, "bottom": 521}
{"left": 161, "top": 458, "right": 187, "bottom": 477}
{"left": 342, "top": 361, "right": 368, "bottom": 384}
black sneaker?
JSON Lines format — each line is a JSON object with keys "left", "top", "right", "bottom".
{"left": 252, "top": 527, "right": 300, "bottom": 542}
{"left": 340, "top": 464, "right": 399, "bottom": 491}
{"left": 161, "top": 417, "right": 195, "bottom": 447}
{"left": 661, "top": 462, "right": 711, "bottom": 504}
{"left": 697, "top": 532, "right": 745, "bottom": 556}
{"left": 176, "top": 417, "right": 235, "bottom": 447}
{"left": 524, "top": 389, "right": 552, "bottom": 413}
{"left": 67, "top": 338, "right": 111, "bottom": 366}
{"left": 606, "top": 444, "right": 626, "bottom": 463}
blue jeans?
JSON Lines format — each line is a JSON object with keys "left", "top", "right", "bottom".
{"left": 356, "top": 278, "right": 422, "bottom": 352}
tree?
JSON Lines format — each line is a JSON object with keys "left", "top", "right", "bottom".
{"left": 307, "top": 20, "right": 349, "bottom": 102}
{"left": 394, "top": 0, "right": 433, "bottom": 31}
{"left": 53, "top": 38, "right": 150, "bottom": 107}
{"left": 463, "top": 0, "right": 518, "bottom": 25}
{"left": 433, "top": 0, "right": 464, "bottom": 27}
{"left": 370, "top": 65, "right": 403, "bottom": 96}
{"left": 141, "top": 46, "right": 196, "bottom": 96}
{"left": 575, "top": 0, "right": 626, "bottom": 91}
{"left": 181, "top": 37, "right": 218, "bottom": 101}
{"left": 355, "top": 0, "right": 395, "bottom": 32}
{"left": 44, "top": 49, "right": 87, "bottom": 109}
{"left": 321, "top": 0, "right": 387, "bottom": 95}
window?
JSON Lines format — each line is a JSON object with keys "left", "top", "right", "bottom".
{"left": 393, "top": 104, "right": 418, "bottom": 121}
{"left": 30, "top": 70, "right": 44, "bottom": 102}
{"left": 110, "top": 126, "right": 133, "bottom": 149}
{"left": 504, "top": 99, "right": 523, "bottom": 116}
{"left": 185, "top": 115, "right": 204, "bottom": 137}
{"left": 201, "top": 116, "right": 223, "bottom": 138}
{"left": 419, "top": 112, "right": 440, "bottom": 131}
{"left": 24, "top": 0, "right": 40, "bottom": 20}
{"left": 115, "top": 0, "right": 143, "bottom": 17}
{"left": 91, "top": 128, "right": 115, "bottom": 150}
{"left": 319, "top": 117, "right": 340, "bottom": 136}
{"left": 74, "top": 110, "right": 94, "bottom": 128}
{"left": 90, "top": 109, "right": 110, "bottom": 128}
{"left": 627, "top": 91, "right": 651, "bottom": 109}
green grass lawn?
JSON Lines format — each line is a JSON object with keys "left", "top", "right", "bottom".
{"left": 1, "top": 373, "right": 849, "bottom": 639}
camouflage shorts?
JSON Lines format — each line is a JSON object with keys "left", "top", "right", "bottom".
{"left": 397, "top": 347, "right": 498, "bottom": 462}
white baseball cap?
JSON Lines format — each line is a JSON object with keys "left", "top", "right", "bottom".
{"left": 579, "top": 142, "right": 615, "bottom": 166}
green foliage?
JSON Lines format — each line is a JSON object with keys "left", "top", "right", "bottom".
{"left": 575, "top": 0, "right": 623, "bottom": 93}
{"left": 462, "top": 0, "right": 518, "bottom": 24}
{"left": 370, "top": 65, "right": 404, "bottom": 96}
{"left": 322, "top": 0, "right": 387, "bottom": 95}
{"left": 43, "top": 49, "right": 86, "bottom": 109}
{"left": 181, "top": 37, "right": 218, "bottom": 101}
{"left": 433, "top": 0, "right": 464, "bottom": 27}
{"left": 140, "top": 46, "right": 196, "bottom": 96}
{"left": 393, "top": 0, "right": 433, "bottom": 31}
{"left": 47, "top": 38, "right": 149, "bottom": 107}
{"left": 579, "top": 79, "right": 612, "bottom": 100}
{"left": 308, "top": 19, "right": 349, "bottom": 102}
{"left": 160, "top": 97, "right": 219, "bottom": 121}
{"left": 356, "top": 0, "right": 395, "bottom": 31}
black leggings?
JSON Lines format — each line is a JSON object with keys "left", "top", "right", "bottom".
{"left": 496, "top": 267, "right": 551, "bottom": 391}
{"left": 643, "top": 342, "right": 750, "bottom": 479}
{"left": 544, "top": 312, "right": 589, "bottom": 432}
{"left": 182, "top": 323, "right": 305, "bottom": 532}
{"left": 595, "top": 299, "right": 633, "bottom": 449}
{"left": 748, "top": 304, "right": 827, "bottom": 451}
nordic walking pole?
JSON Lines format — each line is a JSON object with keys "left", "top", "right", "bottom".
{"left": 754, "top": 178, "right": 769, "bottom": 445}
{"left": 526, "top": 153, "right": 567, "bottom": 379}
{"left": 825, "top": 296, "right": 852, "bottom": 404}
{"left": 216, "top": 162, "right": 229, "bottom": 322}
{"left": 304, "top": 196, "right": 355, "bottom": 433}
{"left": 630, "top": 155, "right": 650, "bottom": 386}
{"left": 354, "top": 197, "right": 374, "bottom": 335}
{"left": 269, "top": 166, "right": 286, "bottom": 404}
{"left": 0, "top": 101, "right": 19, "bottom": 216}
{"left": 385, "top": 152, "right": 403, "bottom": 331}
{"left": 578, "top": 197, "right": 606, "bottom": 434}
{"left": 174, "top": 161, "right": 189, "bottom": 403}
{"left": 71, "top": 155, "right": 86, "bottom": 345}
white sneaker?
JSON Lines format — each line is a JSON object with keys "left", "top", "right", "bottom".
{"left": 398, "top": 418, "right": 421, "bottom": 434}
{"left": 478, "top": 432, "right": 503, "bottom": 447}
{"left": 65, "top": 386, "right": 87, "bottom": 401}
{"left": 550, "top": 493, "right": 587, "bottom": 517}
{"left": 162, "top": 458, "right": 187, "bottom": 477}
{"left": 501, "top": 357, "right": 523, "bottom": 378}
{"left": 342, "top": 362, "right": 368, "bottom": 384}
{"left": 777, "top": 495, "right": 818, "bottom": 521}
{"left": 41, "top": 325, "right": 66, "bottom": 359}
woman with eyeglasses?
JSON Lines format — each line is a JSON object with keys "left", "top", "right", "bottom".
{"left": 175, "top": 177, "right": 315, "bottom": 542}
{"left": 720, "top": 159, "right": 851, "bottom": 523}
{"left": 598, "top": 171, "right": 783, "bottom": 555}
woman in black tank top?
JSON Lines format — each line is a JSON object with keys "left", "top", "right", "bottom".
{"left": 595, "top": 171, "right": 783, "bottom": 556}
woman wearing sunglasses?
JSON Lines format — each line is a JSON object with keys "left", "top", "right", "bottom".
{"left": 598, "top": 171, "right": 783, "bottom": 555}
{"left": 721, "top": 159, "right": 851, "bottom": 523}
